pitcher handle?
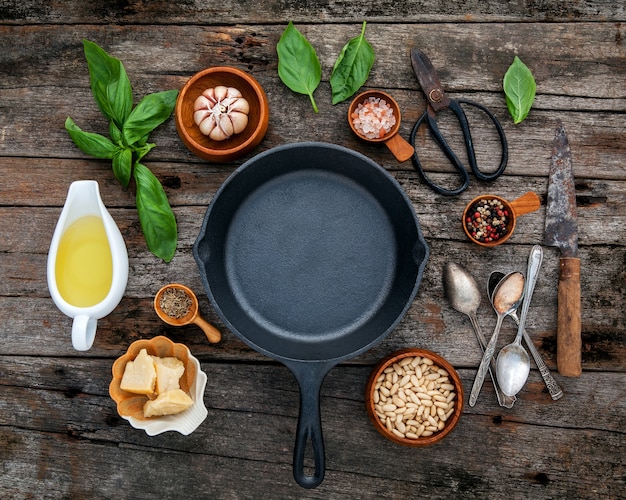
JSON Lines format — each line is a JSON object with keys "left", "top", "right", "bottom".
{"left": 72, "top": 315, "right": 98, "bottom": 351}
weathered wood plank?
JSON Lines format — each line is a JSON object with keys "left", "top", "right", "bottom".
{"left": 1, "top": 164, "right": 624, "bottom": 247}
{"left": 0, "top": 0, "right": 624, "bottom": 24}
{"left": 3, "top": 22, "right": 623, "bottom": 97}
{"left": 2, "top": 240, "right": 624, "bottom": 371}
{"left": 1, "top": 24, "right": 623, "bottom": 181}
{"left": 1, "top": 362, "right": 624, "bottom": 498}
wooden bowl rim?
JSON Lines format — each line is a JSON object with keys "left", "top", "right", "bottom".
{"left": 365, "top": 348, "right": 464, "bottom": 447}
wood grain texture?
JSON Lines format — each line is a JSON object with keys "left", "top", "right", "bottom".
{"left": 0, "top": 2, "right": 624, "bottom": 497}
{"left": 556, "top": 257, "right": 583, "bottom": 376}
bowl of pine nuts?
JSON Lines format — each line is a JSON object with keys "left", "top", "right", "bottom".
{"left": 365, "top": 348, "right": 463, "bottom": 446}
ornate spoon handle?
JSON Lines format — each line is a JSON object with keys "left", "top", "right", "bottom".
{"left": 469, "top": 316, "right": 503, "bottom": 407}
{"left": 509, "top": 314, "right": 563, "bottom": 400}
{"left": 469, "top": 314, "right": 516, "bottom": 408}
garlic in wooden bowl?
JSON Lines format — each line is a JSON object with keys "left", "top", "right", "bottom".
{"left": 175, "top": 66, "right": 269, "bottom": 162}
{"left": 194, "top": 86, "right": 250, "bottom": 141}
{"left": 109, "top": 336, "right": 208, "bottom": 436}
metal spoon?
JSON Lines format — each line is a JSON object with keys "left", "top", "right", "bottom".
{"left": 496, "top": 245, "right": 542, "bottom": 397}
{"left": 443, "top": 263, "right": 516, "bottom": 408}
{"left": 488, "top": 271, "right": 563, "bottom": 400}
{"left": 469, "top": 271, "right": 525, "bottom": 406}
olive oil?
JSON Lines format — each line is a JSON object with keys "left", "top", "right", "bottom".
{"left": 55, "top": 215, "right": 113, "bottom": 307}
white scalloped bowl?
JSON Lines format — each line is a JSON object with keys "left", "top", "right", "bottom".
{"left": 109, "top": 336, "right": 208, "bottom": 436}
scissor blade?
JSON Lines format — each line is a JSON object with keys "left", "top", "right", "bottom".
{"left": 410, "top": 48, "right": 449, "bottom": 110}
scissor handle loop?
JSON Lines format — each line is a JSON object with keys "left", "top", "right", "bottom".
{"left": 410, "top": 99, "right": 508, "bottom": 195}
{"left": 456, "top": 99, "right": 508, "bottom": 182}
{"left": 410, "top": 109, "right": 470, "bottom": 196}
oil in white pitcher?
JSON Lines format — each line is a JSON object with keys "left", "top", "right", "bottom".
{"left": 55, "top": 215, "right": 113, "bottom": 307}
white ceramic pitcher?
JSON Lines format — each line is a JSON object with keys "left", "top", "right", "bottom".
{"left": 47, "top": 180, "right": 129, "bottom": 351}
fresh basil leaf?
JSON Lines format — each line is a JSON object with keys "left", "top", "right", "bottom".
{"left": 277, "top": 21, "right": 321, "bottom": 113}
{"left": 503, "top": 56, "right": 536, "bottom": 124}
{"left": 82, "top": 40, "right": 133, "bottom": 130}
{"left": 112, "top": 147, "right": 132, "bottom": 187}
{"left": 330, "top": 21, "right": 375, "bottom": 105}
{"left": 65, "top": 117, "right": 118, "bottom": 159}
{"left": 133, "top": 163, "right": 177, "bottom": 262}
{"left": 109, "top": 121, "right": 124, "bottom": 145}
{"left": 123, "top": 90, "right": 178, "bottom": 145}
{"left": 133, "top": 142, "right": 156, "bottom": 163}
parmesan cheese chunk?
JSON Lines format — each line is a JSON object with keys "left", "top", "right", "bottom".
{"left": 153, "top": 356, "right": 185, "bottom": 394}
{"left": 143, "top": 389, "right": 194, "bottom": 417}
{"left": 120, "top": 348, "right": 156, "bottom": 395}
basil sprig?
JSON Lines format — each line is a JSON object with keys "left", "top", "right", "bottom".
{"left": 65, "top": 40, "right": 178, "bottom": 262}
{"left": 503, "top": 56, "right": 536, "bottom": 124}
{"left": 277, "top": 22, "right": 321, "bottom": 113}
{"left": 330, "top": 21, "right": 375, "bottom": 105}
{"left": 277, "top": 21, "right": 376, "bottom": 111}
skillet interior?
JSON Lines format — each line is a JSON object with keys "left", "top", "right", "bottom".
{"left": 194, "top": 143, "right": 429, "bottom": 362}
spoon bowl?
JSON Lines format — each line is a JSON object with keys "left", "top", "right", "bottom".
{"left": 496, "top": 344, "right": 530, "bottom": 396}
{"left": 154, "top": 283, "right": 221, "bottom": 344}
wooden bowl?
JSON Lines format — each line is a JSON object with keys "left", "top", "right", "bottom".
{"left": 109, "top": 336, "right": 207, "bottom": 435}
{"left": 365, "top": 348, "right": 463, "bottom": 447}
{"left": 175, "top": 66, "right": 269, "bottom": 162}
{"left": 348, "top": 90, "right": 415, "bottom": 162}
{"left": 462, "top": 192, "right": 540, "bottom": 247}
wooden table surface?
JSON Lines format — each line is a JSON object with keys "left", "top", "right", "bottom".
{"left": 1, "top": 1, "right": 625, "bottom": 498}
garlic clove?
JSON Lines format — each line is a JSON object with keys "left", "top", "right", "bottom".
{"left": 209, "top": 123, "right": 228, "bottom": 141}
{"left": 193, "top": 109, "right": 212, "bottom": 127}
{"left": 201, "top": 88, "right": 217, "bottom": 102}
{"left": 229, "top": 98, "right": 250, "bottom": 114}
{"left": 219, "top": 116, "right": 235, "bottom": 138}
{"left": 229, "top": 112, "right": 249, "bottom": 134}
{"left": 213, "top": 86, "right": 229, "bottom": 102}
{"left": 194, "top": 95, "right": 212, "bottom": 112}
{"left": 198, "top": 116, "right": 217, "bottom": 137}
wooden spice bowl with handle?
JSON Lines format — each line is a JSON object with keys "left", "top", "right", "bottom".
{"left": 154, "top": 283, "right": 221, "bottom": 344}
{"left": 462, "top": 192, "right": 541, "bottom": 247}
{"left": 365, "top": 348, "right": 464, "bottom": 447}
{"left": 175, "top": 66, "right": 269, "bottom": 162}
{"left": 348, "top": 89, "right": 415, "bottom": 162}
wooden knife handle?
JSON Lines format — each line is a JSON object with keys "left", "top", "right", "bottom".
{"left": 556, "top": 257, "right": 582, "bottom": 377}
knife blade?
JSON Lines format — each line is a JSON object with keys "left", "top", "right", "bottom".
{"left": 544, "top": 120, "right": 582, "bottom": 377}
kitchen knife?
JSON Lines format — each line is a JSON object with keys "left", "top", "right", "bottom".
{"left": 544, "top": 120, "right": 582, "bottom": 377}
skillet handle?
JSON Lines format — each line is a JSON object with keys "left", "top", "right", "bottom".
{"left": 290, "top": 363, "right": 330, "bottom": 489}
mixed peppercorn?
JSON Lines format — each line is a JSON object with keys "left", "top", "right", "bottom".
{"left": 465, "top": 198, "right": 511, "bottom": 243}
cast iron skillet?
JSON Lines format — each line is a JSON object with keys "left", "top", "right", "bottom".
{"left": 194, "top": 142, "right": 429, "bottom": 488}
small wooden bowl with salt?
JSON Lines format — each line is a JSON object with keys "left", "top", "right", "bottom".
{"left": 348, "top": 90, "right": 415, "bottom": 162}
{"left": 154, "top": 283, "right": 221, "bottom": 343}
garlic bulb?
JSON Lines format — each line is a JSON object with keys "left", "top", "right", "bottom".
{"left": 193, "top": 86, "right": 250, "bottom": 141}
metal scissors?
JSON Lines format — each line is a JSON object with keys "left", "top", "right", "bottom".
{"left": 409, "top": 48, "right": 508, "bottom": 196}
